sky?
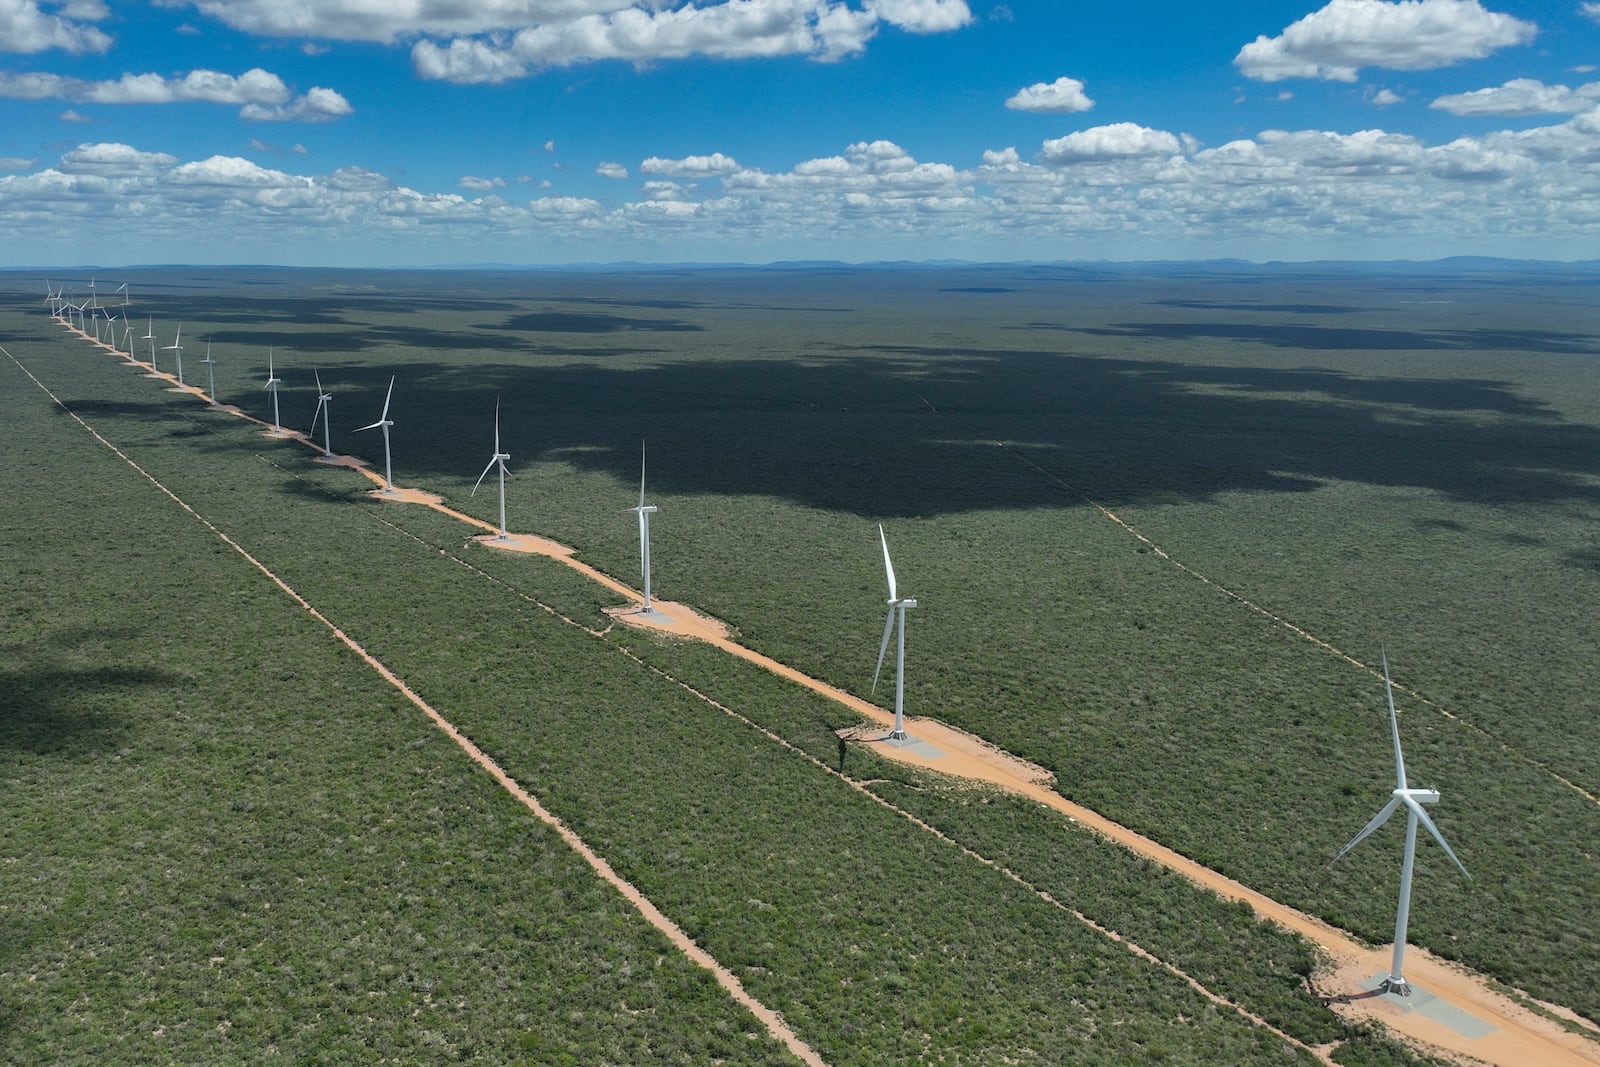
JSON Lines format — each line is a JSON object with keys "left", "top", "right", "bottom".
{"left": 2, "top": 0, "right": 1598, "bottom": 267}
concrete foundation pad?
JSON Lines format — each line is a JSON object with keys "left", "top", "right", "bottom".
{"left": 1360, "top": 975, "right": 1498, "bottom": 1039}
{"left": 880, "top": 734, "right": 945, "bottom": 760}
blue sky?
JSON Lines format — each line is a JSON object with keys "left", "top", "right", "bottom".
{"left": 2, "top": 0, "right": 1597, "bottom": 266}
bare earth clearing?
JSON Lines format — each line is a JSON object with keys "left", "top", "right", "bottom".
{"left": 51, "top": 321, "right": 1600, "bottom": 1067}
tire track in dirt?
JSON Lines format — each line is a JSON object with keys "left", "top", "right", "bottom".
{"left": 4, "top": 342, "right": 827, "bottom": 1067}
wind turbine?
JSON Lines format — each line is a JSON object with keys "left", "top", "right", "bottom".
{"left": 628, "top": 440, "right": 658, "bottom": 609}
{"left": 309, "top": 369, "right": 333, "bottom": 457}
{"left": 163, "top": 324, "right": 185, "bottom": 384}
{"left": 199, "top": 340, "right": 219, "bottom": 404}
{"left": 142, "top": 317, "right": 157, "bottom": 370}
{"left": 871, "top": 524, "right": 917, "bottom": 741}
{"left": 355, "top": 376, "right": 396, "bottom": 493}
{"left": 1330, "top": 648, "right": 1471, "bottom": 997}
{"left": 121, "top": 321, "right": 134, "bottom": 359}
{"left": 263, "top": 348, "right": 283, "bottom": 432}
{"left": 471, "top": 398, "right": 511, "bottom": 540}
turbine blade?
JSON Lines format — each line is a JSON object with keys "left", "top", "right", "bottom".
{"left": 1403, "top": 797, "right": 1472, "bottom": 880}
{"left": 878, "top": 524, "right": 897, "bottom": 602}
{"left": 638, "top": 509, "right": 648, "bottom": 571}
{"left": 1330, "top": 797, "right": 1401, "bottom": 864}
{"left": 379, "top": 375, "right": 394, "bottom": 420}
{"left": 639, "top": 439, "right": 647, "bottom": 510}
{"left": 1382, "top": 646, "right": 1408, "bottom": 791}
{"left": 871, "top": 608, "right": 895, "bottom": 693}
{"left": 315, "top": 369, "right": 324, "bottom": 395}
{"left": 471, "top": 455, "right": 497, "bottom": 495}
{"left": 493, "top": 397, "right": 501, "bottom": 452}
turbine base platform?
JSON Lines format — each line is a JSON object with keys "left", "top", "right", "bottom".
{"left": 1358, "top": 974, "right": 1498, "bottom": 1039}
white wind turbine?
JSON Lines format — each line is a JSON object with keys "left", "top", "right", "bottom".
{"left": 309, "top": 369, "right": 334, "bottom": 457}
{"left": 199, "top": 340, "right": 219, "bottom": 404}
{"left": 163, "top": 324, "right": 185, "bottom": 384}
{"left": 355, "top": 376, "right": 396, "bottom": 493}
{"left": 142, "top": 317, "right": 157, "bottom": 370}
{"left": 628, "top": 440, "right": 659, "bottom": 609}
{"left": 871, "top": 524, "right": 917, "bottom": 741}
{"left": 264, "top": 348, "right": 283, "bottom": 432}
{"left": 1330, "top": 648, "right": 1471, "bottom": 997}
{"left": 121, "top": 320, "right": 134, "bottom": 359}
{"left": 471, "top": 398, "right": 511, "bottom": 540}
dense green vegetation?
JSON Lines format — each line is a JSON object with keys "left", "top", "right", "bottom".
{"left": 0, "top": 344, "right": 800, "bottom": 1065}
{"left": 4, "top": 260, "right": 1597, "bottom": 1061}
{"left": 2, "top": 300, "right": 1322, "bottom": 1063}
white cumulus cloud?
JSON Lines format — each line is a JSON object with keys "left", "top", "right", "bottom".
{"left": 1235, "top": 0, "right": 1536, "bottom": 83}
{"left": 0, "top": 67, "right": 352, "bottom": 121}
{"left": 402, "top": 0, "right": 971, "bottom": 83}
{"left": 867, "top": 0, "right": 972, "bottom": 32}
{"left": 0, "top": 0, "right": 111, "bottom": 54}
{"left": 1005, "top": 76, "right": 1093, "bottom": 113}
{"left": 1431, "top": 77, "right": 1600, "bottom": 116}
{"left": 641, "top": 152, "right": 741, "bottom": 177}
{"left": 1039, "top": 122, "right": 1182, "bottom": 164}
{"left": 458, "top": 175, "right": 507, "bottom": 190}
{"left": 596, "top": 160, "right": 628, "bottom": 179}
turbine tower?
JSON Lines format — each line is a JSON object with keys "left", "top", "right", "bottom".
{"left": 264, "top": 348, "right": 283, "bottom": 432}
{"left": 1330, "top": 648, "right": 1471, "bottom": 997}
{"left": 199, "top": 340, "right": 219, "bottom": 405}
{"left": 471, "top": 398, "right": 511, "bottom": 540}
{"left": 871, "top": 524, "right": 917, "bottom": 741}
{"left": 162, "top": 324, "right": 185, "bottom": 385}
{"left": 629, "top": 440, "right": 659, "bottom": 609}
{"left": 355, "top": 376, "right": 396, "bottom": 493}
{"left": 309, "top": 370, "right": 334, "bottom": 457}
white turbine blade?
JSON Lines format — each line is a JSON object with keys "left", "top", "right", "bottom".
{"left": 878, "top": 524, "right": 897, "bottom": 602}
{"left": 639, "top": 440, "right": 647, "bottom": 510}
{"left": 871, "top": 608, "right": 895, "bottom": 693}
{"left": 638, "top": 509, "right": 648, "bottom": 570}
{"left": 1382, "top": 646, "right": 1408, "bottom": 791}
{"left": 379, "top": 375, "right": 394, "bottom": 420}
{"left": 1403, "top": 796, "right": 1472, "bottom": 880}
{"left": 471, "top": 455, "right": 498, "bottom": 495}
{"left": 493, "top": 398, "right": 502, "bottom": 453}
{"left": 315, "top": 369, "right": 324, "bottom": 395}
{"left": 1330, "top": 797, "right": 1401, "bottom": 864}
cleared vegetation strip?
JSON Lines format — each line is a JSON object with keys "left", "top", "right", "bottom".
{"left": 988, "top": 436, "right": 1600, "bottom": 807}
{"left": 2, "top": 343, "right": 827, "bottom": 1067}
